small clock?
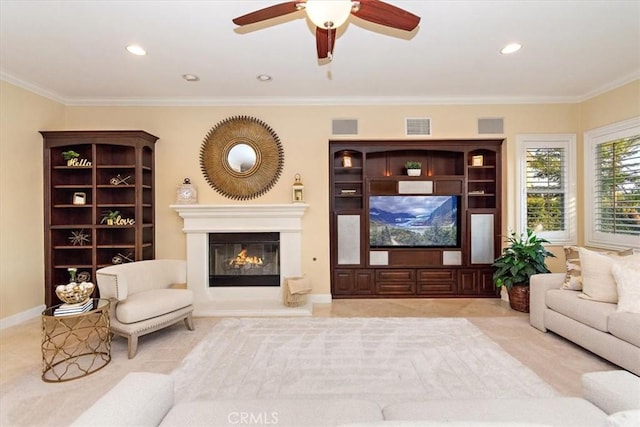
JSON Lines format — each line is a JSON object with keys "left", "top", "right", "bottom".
{"left": 176, "top": 178, "right": 197, "bottom": 204}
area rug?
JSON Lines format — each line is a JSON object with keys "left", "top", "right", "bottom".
{"left": 171, "top": 317, "right": 557, "bottom": 405}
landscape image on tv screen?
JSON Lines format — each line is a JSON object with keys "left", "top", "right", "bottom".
{"left": 369, "top": 195, "right": 458, "bottom": 247}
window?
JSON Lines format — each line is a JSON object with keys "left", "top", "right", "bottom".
{"left": 585, "top": 117, "right": 640, "bottom": 249}
{"left": 516, "top": 134, "right": 576, "bottom": 244}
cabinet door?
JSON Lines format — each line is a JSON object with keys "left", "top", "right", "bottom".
{"left": 333, "top": 270, "right": 355, "bottom": 295}
{"left": 336, "top": 214, "right": 361, "bottom": 265}
{"left": 470, "top": 213, "right": 494, "bottom": 264}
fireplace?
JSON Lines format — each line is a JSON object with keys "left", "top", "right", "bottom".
{"left": 171, "top": 204, "right": 310, "bottom": 316}
{"left": 209, "top": 232, "right": 280, "bottom": 287}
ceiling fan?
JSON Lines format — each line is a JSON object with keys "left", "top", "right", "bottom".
{"left": 232, "top": 0, "right": 420, "bottom": 60}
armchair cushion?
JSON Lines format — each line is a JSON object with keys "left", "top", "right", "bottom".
{"left": 116, "top": 289, "right": 194, "bottom": 324}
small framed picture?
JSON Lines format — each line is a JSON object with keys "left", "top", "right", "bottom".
{"left": 72, "top": 192, "right": 86, "bottom": 205}
{"left": 342, "top": 154, "right": 352, "bottom": 168}
{"left": 471, "top": 155, "right": 484, "bottom": 166}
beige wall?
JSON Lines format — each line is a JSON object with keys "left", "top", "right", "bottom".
{"left": 1, "top": 79, "right": 638, "bottom": 320}
{"left": 0, "top": 81, "right": 65, "bottom": 319}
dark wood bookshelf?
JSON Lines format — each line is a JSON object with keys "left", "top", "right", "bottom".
{"left": 42, "top": 130, "right": 158, "bottom": 307}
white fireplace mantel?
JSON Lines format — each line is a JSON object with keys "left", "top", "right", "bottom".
{"left": 171, "top": 204, "right": 310, "bottom": 316}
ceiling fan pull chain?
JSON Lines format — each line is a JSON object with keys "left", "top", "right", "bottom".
{"left": 328, "top": 29, "right": 334, "bottom": 61}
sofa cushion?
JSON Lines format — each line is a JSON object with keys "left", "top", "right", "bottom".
{"left": 582, "top": 371, "right": 640, "bottom": 415}
{"left": 382, "top": 397, "right": 607, "bottom": 426}
{"left": 579, "top": 247, "right": 619, "bottom": 303}
{"left": 612, "top": 261, "right": 640, "bottom": 314}
{"left": 608, "top": 312, "right": 640, "bottom": 347}
{"left": 70, "top": 372, "right": 174, "bottom": 427}
{"left": 159, "top": 399, "right": 383, "bottom": 427}
{"left": 605, "top": 410, "right": 640, "bottom": 427}
{"left": 546, "top": 288, "right": 616, "bottom": 332}
{"left": 116, "top": 289, "right": 193, "bottom": 324}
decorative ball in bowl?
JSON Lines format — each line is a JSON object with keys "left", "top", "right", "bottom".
{"left": 55, "top": 282, "right": 94, "bottom": 304}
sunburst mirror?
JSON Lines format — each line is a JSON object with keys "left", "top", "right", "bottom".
{"left": 200, "top": 116, "right": 284, "bottom": 200}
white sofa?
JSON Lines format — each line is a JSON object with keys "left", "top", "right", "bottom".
{"left": 71, "top": 372, "right": 640, "bottom": 427}
{"left": 96, "top": 259, "right": 194, "bottom": 358}
{"left": 530, "top": 273, "right": 640, "bottom": 376}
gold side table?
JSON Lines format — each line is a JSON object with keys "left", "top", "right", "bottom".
{"left": 41, "top": 298, "right": 111, "bottom": 382}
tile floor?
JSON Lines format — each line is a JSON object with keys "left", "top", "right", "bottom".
{"left": 0, "top": 298, "right": 616, "bottom": 426}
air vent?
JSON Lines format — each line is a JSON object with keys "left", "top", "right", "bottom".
{"left": 478, "top": 118, "right": 504, "bottom": 134}
{"left": 332, "top": 119, "right": 358, "bottom": 135}
{"left": 405, "top": 117, "right": 431, "bottom": 136}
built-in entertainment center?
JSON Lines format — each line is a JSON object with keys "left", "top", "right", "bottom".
{"left": 330, "top": 139, "right": 503, "bottom": 298}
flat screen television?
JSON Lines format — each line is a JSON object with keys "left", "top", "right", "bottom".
{"left": 369, "top": 195, "right": 459, "bottom": 247}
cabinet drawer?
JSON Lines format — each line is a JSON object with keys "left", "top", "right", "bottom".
{"left": 376, "top": 282, "right": 416, "bottom": 295}
{"left": 417, "top": 281, "right": 456, "bottom": 294}
{"left": 376, "top": 269, "right": 415, "bottom": 281}
{"left": 417, "top": 269, "right": 454, "bottom": 282}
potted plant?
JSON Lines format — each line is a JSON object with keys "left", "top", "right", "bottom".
{"left": 62, "top": 150, "right": 80, "bottom": 166}
{"left": 492, "top": 228, "right": 555, "bottom": 313}
{"left": 100, "top": 210, "right": 120, "bottom": 225}
{"left": 404, "top": 161, "right": 422, "bottom": 176}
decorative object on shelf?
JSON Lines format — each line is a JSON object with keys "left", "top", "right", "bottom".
{"left": 62, "top": 150, "right": 79, "bottom": 164}
{"left": 112, "top": 252, "right": 134, "bottom": 264}
{"left": 472, "top": 155, "right": 484, "bottom": 166}
{"left": 68, "top": 229, "right": 90, "bottom": 246}
{"left": 342, "top": 152, "right": 353, "bottom": 167}
{"left": 100, "top": 210, "right": 135, "bottom": 226}
{"left": 404, "top": 161, "right": 422, "bottom": 176}
{"left": 109, "top": 174, "right": 131, "bottom": 185}
{"left": 492, "top": 229, "right": 555, "bottom": 313}
{"left": 176, "top": 178, "right": 197, "bottom": 204}
{"left": 68, "top": 267, "right": 77, "bottom": 283}
{"left": 55, "top": 281, "right": 94, "bottom": 304}
{"left": 100, "top": 210, "right": 120, "bottom": 225}
{"left": 200, "top": 115, "right": 284, "bottom": 200}
{"left": 72, "top": 192, "right": 86, "bottom": 205}
{"left": 77, "top": 271, "right": 91, "bottom": 283}
{"left": 62, "top": 150, "right": 91, "bottom": 167}
{"left": 292, "top": 173, "right": 305, "bottom": 203}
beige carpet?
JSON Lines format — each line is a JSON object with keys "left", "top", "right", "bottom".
{"left": 172, "top": 317, "right": 558, "bottom": 406}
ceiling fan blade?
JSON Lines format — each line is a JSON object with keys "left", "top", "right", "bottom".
{"left": 353, "top": 0, "right": 420, "bottom": 31}
{"left": 232, "top": 1, "right": 302, "bottom": 26}
{"left": 316, "top": 27, "right": 337, "bottom": 59}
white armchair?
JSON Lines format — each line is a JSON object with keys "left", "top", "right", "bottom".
{"left": 96, "top": 259, "right": 194, "bottom": 358}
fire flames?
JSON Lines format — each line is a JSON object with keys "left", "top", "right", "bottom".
{"left": 230, "top": 249, "right": 263, "bottom": 267}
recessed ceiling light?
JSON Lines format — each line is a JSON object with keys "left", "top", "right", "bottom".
{"left": 500, "top": 43, "right": 522, "bottom": 54}
{"left": 182, "top": 74, "right": 200, "bottom": 82}
{"left": 126, "top": 45, "right": 147, "bottom": 56}
{"left": 257, "top": 74, "right": 273, "bottom": 82}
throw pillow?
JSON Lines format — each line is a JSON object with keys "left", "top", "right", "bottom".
{"left": 562, "top": 245, "right": 582, "bottom": 290}
{"left": 579, "top": 247, "right": 619, "bottom": 303}
{"left": 612, "top": 261, "right": 640, "bottom": 313}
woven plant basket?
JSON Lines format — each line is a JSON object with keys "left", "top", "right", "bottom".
{"left": 508, "top": 285, "right": 530, "bottom": 313}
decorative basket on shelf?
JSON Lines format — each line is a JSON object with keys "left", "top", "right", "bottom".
{"left": 55, "top": 282, "right": 94, "bottom": 304}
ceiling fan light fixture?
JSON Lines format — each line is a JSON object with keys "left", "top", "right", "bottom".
{"left": 305, "top": 0, "right": 352, "bottom": 29}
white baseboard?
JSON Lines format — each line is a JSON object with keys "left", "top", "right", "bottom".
{"left": 310, "top": 293, "right": 332, "bottom": 304}
{"left": 0, "top": 304, "right": 45, "bottom": 330}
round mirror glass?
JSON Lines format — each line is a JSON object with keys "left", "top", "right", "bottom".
{"left": 227, "top": 143, "right": 257, "bottom": 173}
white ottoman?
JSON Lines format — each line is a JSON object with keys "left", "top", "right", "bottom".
{"left": 582, "top": 370, "right": 640, "bottom": 415}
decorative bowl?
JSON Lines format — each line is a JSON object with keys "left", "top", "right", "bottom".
{"left": 55, "top": 282, "right": 94, "bottom": 304}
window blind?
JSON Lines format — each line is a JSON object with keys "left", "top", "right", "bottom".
{"left": 593, "top": 135, "right": 640, "bottom": 237}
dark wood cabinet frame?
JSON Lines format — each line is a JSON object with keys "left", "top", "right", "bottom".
{"left": 330, "top": 139, "right": 503, "bottom": 298}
